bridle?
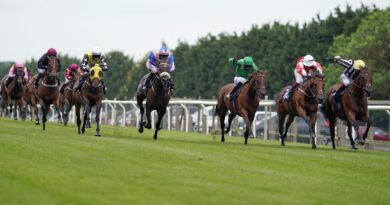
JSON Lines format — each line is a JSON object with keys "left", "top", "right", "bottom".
{"left": 249, "top": 72, "right": 266, "bottom": 98}
{"left": 151, "top": 74, "right": 171, "bottom": 98}
{"left": 298, "top": 76, "right": 323, "bottom": 99}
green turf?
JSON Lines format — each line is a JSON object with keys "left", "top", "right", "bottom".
{"left": 0, "top": 118, "right": 389, "bottom": 205}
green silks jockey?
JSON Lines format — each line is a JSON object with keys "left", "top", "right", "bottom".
{"left": 227, "top": 56, "right": 258, "bottom": 100}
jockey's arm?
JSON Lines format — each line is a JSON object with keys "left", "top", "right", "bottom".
{"left": 100, "top": 56, "right": 109, "bottom": 71}
{"left": 80, "top": 54, "right": 90, "bottom": 72}
{"left": 37, "top": 54, "right": 49, "bottom": 70}
{"left": 23, "top": 67, "right": 29, "bottom": 81}
{"left": 146, "top": 60, "right": 159, "bottom": 73}
{"left": 334, "top": 58, "right": 353, "bottom": 69}
{"left": 168, "top": 55, "right": 175, "bottom": 72}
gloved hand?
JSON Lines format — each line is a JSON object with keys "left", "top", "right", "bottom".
{"left": 334, "top": 56, "right": 341, "bottom": 62}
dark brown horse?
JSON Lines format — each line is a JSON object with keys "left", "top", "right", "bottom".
{"left": 323, "top": 67, "right": 372, "bottom": 149}
{"left": 75, "top": 65, "right": 104, "bottom": 136}
{"left": 0, "top": 68, "right": 27, "bottom": 120}
{"left": 59, "top": 72, "right": 82, "bottom": 126}
{"left": 275, "top": 71, "right": 325, "bottom": 149}
{"left": 27, "top": 57, "right": 60, "bottom": 130}
{"left": 216, "top": 70, "right": 267, "bottom": 144}
{"left": 136, "top": 67, "right": 173, "bottom": 140}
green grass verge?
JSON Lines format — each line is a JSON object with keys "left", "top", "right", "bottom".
{"left": 0, "top": 118, "right": 389, "bottom": 205}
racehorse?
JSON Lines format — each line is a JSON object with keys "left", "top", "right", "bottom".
{"left": 275, "top": 70, "right": 325, "bottom": 149}
{"left": 216, "top": 70, "right": 267, "bottom": 144}
{"left": 75, "top": 65, "right": 104, "bottom": 136}
{"left": 136, "top": 64, "right": 173, "bottom": 140}
{"left": 59, "top": 72, "right": 82, "bottom": 126}
{"left": 27, "top": 56, "right": 61, "bottom": 130}
{"left": 322, "top": 67, "right": 372, "bottom": 149}
{"left": 0, "top": 67, "right": 27, "bottom": 120}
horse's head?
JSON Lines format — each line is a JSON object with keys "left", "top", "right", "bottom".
{"left": 47, "top": 56, "right": 58, "bottom": 79}
{"left": 353, "top": 67, "right": 373, "bottom": 97}
{"left": 89, "top": 65, "right": 103, "bottom": 88}
{"left": 159, "top": 63, "right": 170, "bottom": 73}
{"left": 248, "top": 70, "right": 267, "bottom": 97}
{"left": 306, "top": 70, "right": 325, "bottom": 101}
{"left": 15, "top": 67, "right": 24, "bottom": 83}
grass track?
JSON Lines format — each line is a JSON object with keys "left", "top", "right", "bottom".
{"left": 0, "top": 118, "right": 389, "bottom": 205}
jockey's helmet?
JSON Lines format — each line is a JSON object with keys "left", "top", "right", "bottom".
{"left": 303, "top": 55, "right": 315, "bottom": 67}
{"left": 243, "top": 56, "right": 254, "bottom": 66}
{"left": 91, "top": 46, "right": 102, "bottom": 60}
{"left": 47, "top": 48, "right": 57, "bottom": 57}
{"left": 159, "top": 46, "right": 170, "bottom": 59}
{"left": 353, "top": 60, "right": 365, "bottom": 70}
{"left": 68, "top": 63, "right": 79, "bottom": 71}
{"left": 15, "top": 62, "right": 25, "bottom": 68}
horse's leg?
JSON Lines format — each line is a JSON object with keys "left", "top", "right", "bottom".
{"left": 137, "top": 96, "right": 145, "bottom": 133}
{"left": 282, "top": 114, "right": 295, "bottom": 146}
{"left": 345, "top": 111, "right": 357, "bottom": 149}
{"left": 39, "top": 99, "right": 47, "bottom": 131}
{"left": 82, "top": 104, "right": 90, "bottom": 134}
{"left": 153, "top": 109, "right": 166, "bottom": 140}
{"left": 361, "top": 116, "right": 372, "bottom": 143}
{"left": 95, "top": 102, "right": 102, "bottom": 137}
{"left": 145, "top": 106, "right": 152, "bottom": 129}
{"left": 76, "top": 105, "right": 81, "bottom": 134}
{"left": 225, "top": 112, "right": 236, "bottom": 134}
{"left": 63, "top": 100, "right": 69, "bottom": 126}
{"left": 241, "top": 111, "right": 253, "bottom": 145}
{"left": 32, "top": 97, "right": 40, "bottom": 125}
{"left": 13, "top": 101, "right": 17, "bottom": 120}
{"left": 278, "top": 112, "right": 287, "bottom": 145}
{"left": 54, "top": 103, "right": 62, "bottom": 123}
{"left": 329, "top": 116, "right": 337, "bottom": 149}
{"left": 308, "top": 112, "right": 318, "bottom": 150}
{"left": 218, "top": 107, "right": 227, "bottom": 142}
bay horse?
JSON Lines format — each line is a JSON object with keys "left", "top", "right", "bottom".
{"left": 275, "top": 71, "right": 325, "bottom": 149}
{"left": 136, "top": 64, "right": 173, "bottom": 140}
{"left": 27, "top": 56, "right": 61, "bottom": 130}
{"left": 323, "top": 67, "right": 372, "bottom": 149}
{"left": 75, "top": 65, "right": 104, "bottom": 136}
{"left": 216, "top": 70, "right": 267, "bottom": 144}
{"left": 59, "top": 72, "right": 82, "bottom": 126}
{"left": 0, "top": 67, "right": 27, "bottom": 120}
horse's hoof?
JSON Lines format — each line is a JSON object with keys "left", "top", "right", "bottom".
{"left": 312, "top": 146, "right": 317, "bottom": 150}
{"left": 153, "top": 137, "right": 157, "bottom": 140}
{"left": 351, "top": 147, "right": 358, "bottom": 150}
{"left": 138, "top": 127, "right": 144, "bottom": 133}
{"left": 35, "top": 122, "right": 40, "bottom": 125}
{"left": 95, "top": 134, "right": 101, "bottom": 137}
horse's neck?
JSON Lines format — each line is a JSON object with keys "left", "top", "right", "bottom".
{"left": 349, "top": 82, "right": 366, "bottom": 98}
{"left": 43, "top": 74, "right": 56, "bottom": 84}
{"left": 243, "top": 80, "right": 256, "bottom": 98}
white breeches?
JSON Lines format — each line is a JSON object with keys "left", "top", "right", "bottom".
{"left": 234, "top": 77, "right": 247, "bottom": 85}
{"left": 341, "top": 74, "right": 352, "bottom": 86}
{"left": 38, "top": 68, "right": 46, "bottom": 74}
{"left": 294, "top": 69, "right": 304, "bottom": 84}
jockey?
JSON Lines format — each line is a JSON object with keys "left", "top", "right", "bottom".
{"left": 141, "top": 45, "right": 175, "bottom": 92}
{"left": 5, "top": 62, "right": 29, "bottom": 86}
{"left": 284, "top": 54, "right": 323, "bottom": 101}
{"left": 75, "top": 46, "right": 109, "bottom": 93}
{"left": 227, "top": 56, "right": 258, "bottom": 101}
{"left": 33, "top": 48, "right": 61, "bottom": 87}
{"left": 332, "top": 56, "right": 366, "bottom": 98}
{"left": 60, "top": 63, "right": 81, "bottom": 94}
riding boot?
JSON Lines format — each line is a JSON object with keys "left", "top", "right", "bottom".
{"left": 228, "top": 82, "right": 242, "bottom": 99}
{"left": 76, "top": 75, "right": 87, "bottom": 94}
{"left": 5, "top": 77, "right": 13, "bottom": 87}
{"left": 102, "top": 80, "right": 107, "bottom": 95}
{"left": 142, "top": 73, "right": 155, "bottom": 92}
{"left": 285, "top": 83, "right": 300, "bottom": 102}
{"left": 34, "top": 73, "right": 44, "bottom": 88}
{"left": 333, "top": 84, "right": 346, "bottom": 99}
{"left": 60, "top": 81, "right": 68, "bottom": 94}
